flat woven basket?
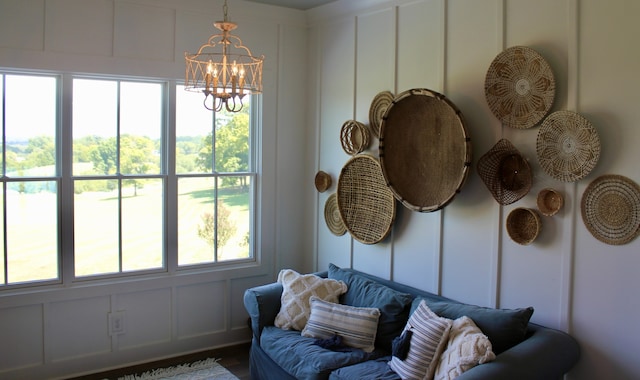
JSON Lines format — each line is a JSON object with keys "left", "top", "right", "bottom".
{"left": 337, "top": 154, "right": 396, "bottom": 244}
{"left": 485, "top": 46, "right": 555, "bottom": 129}
{"left": 369, "top": 91, "right": 394, "bottom": 138}
{"left": 581, "top": 174, "right": 640, "bottom": 245}
{"left": 324, "top": 193, "right": 346, "bottom": 236}
{"left": 340, "top": 120, "right": 370, "bottom": 155}
{"left": 506, "top": 207, "right": 542, "bottom": 245}
{"left": 536, "top": 110, "right": 600, "bottom": 182}
{"left": 477, "top": 139, "right": 532, "bottom": 205}
{"left": 379, "top": 88, "right": 472, "bottom": 212}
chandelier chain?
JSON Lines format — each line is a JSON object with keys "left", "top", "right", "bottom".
{"left": 223, "top": 0, "right": 229, "bottom": 22}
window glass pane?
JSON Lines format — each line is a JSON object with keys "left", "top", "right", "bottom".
{"left": 219, "top": 175, "right": 251, "bottom": 261}
{"left": 215, "top": 102, "right": 251, "bottom": 174}
{"left": 175, "top": 85, "right": 213, "bottom": 174}
{"left": 120, "top": 82, "right": 162, "bottom": 175}
{"left": 73, "top": 79, "right": 117, "bottom": 176}
{"left": 177, "top": 176, "right": 251, "bottom": 266}
{"left": 74, "top": 179, "right": 119, "bottom": 277}
{"left": 122, "top": 178, "right": 163, "bottom": 271}
{"left": 5, "top": 75, "right": 56, "bottom": 177}
{"left": 6, "top": 181, "right": 58, "bottom": 283}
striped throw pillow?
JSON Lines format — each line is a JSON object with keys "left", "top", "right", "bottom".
{"left": 389, "top": 300, "right": 452, "bottom": 380}
{"left": 301, "top": 296, "right": 380, "bottom": 353}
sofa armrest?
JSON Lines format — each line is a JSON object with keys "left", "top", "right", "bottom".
{"left": 456, "top": 324, "right": 580, "bottom": 380}
{"left": 244, "top": 282, "right": 283, "bottom": 343}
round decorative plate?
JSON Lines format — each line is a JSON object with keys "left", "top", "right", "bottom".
{"left": 379, "top": 88, "right": 472, "bottom": 212}
{"left": 581, "top": 174, "right": 640, "bottom": 245}
{"left": 337, "top": 154, "right": 395, "bottom": 244}
{"left": 485, "top": 46, "right": 555, "bottom": 129}
{"left": 536, "top": 110, "right": 600, "bottom": 182}
{"left": 369, "top": 91, "right": 394, "bottom": 138}
{"left": 324, "top": 193, "right": 346, "bottom": 236}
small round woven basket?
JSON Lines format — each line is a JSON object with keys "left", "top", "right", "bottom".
{"left": 485, "top": 46, "right": 555, "bottom": 129}
{"left": 536, "top": 110, "right": 600, "bottom": 182}
{"left": 477, "top": 139, "right": 532, "bottom": 205}
{"left": 324, "top": 193, "right": 346, "bottom": 236}
{"left": 506, "top": 208, "right": 542, "bottom": 245}
{"left": 314, "top": 171, "right": 332, "bottom": 193}
{"left": 537, "top": 188, "right": 563, "bottom": 216}
{"left": 337, "top": 154, "right": 396, "bottom": 244}
{"left": 581, "top": 174, "right": 640, "bottom": 245}
{"left": 369, "top": 91, "right": 394, "bottom": 138}
{"left": 340, "top": 120, "right": 370, "bottom": 155}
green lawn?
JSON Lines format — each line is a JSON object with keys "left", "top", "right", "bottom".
{"left": 3, "top": 180, "right": 250, "bottom": 284}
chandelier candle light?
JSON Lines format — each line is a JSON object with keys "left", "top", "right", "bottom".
{"left": 184, "top": 0, "right": 264, "bottom": 112}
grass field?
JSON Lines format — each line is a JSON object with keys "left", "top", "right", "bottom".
{"left": 2, "top": 179, "right": 250, "bottom": 284}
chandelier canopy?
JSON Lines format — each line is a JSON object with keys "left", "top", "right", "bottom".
{"left": 184, "top": 0, "right": 264, "bottom": 112}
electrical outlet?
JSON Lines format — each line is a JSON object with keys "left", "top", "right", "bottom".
{"left": 108, "top": 311, "right": 126, "bottom": 336}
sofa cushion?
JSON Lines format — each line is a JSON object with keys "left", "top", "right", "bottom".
{"left": 329, "top": 356, "right": 399, "bottom": 380}
{"left": 414, "top": 297, "right": 534, "bottom": 354}
{"left": 328, "top": 263, "right": 413, "bottom": 351}
{"left": 389, "top": 300, "right": 452, "bottom": 380}
{"left": 275, "top": 269, "right": 347, "bottom": 331}
{"left": 260, "top": 326, "right": 383, "bottom": 380}
{"left": 434, "top": 316, "right": 496, "bottom": 380}
{"left": 301, "top": 296, "right": 380, "bottom": 352}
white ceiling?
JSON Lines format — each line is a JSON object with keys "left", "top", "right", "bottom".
{"left": 244, "top": 0, "right": 338, "bottom": 10}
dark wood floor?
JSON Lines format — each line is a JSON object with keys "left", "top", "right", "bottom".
{"left": 68, "top": 342, "right": 251, "bottom": 380}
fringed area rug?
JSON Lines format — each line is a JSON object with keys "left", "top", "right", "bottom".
{"left": 118, "top": 358, "right": 239, "bottom": 380}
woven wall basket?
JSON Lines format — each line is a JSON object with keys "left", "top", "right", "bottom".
{"left": 536, "top": 110, "right": 600, "bottom": 182}
{"left": 340, "top": 120, "right": 370, "bottom": 155}
{"left": 369, "top": 91, "right": 394, "bottom": 138}
{"left": 477, "top": 139, "right": 532, "bottom": 205}
{"left": 324, "top": 193, "right": 346, "bottom": 236}
{"left": 506, "top": 207, "right": 542, "bottom": 245}
{"left": 537, "top": 188, "right": 564, "bottom": 217}
{"left": 314, "top": 171, "right": 332, "bottom": 193}
{"left": 379, "top": 88, "right": 472, "bottom": 212}
{"left": 581, "top": 174, "right": 640, "bottom": 245}
{"left": 337, "top": 154, "right": 396, "bottom": 244}
{"left": 485, "top": 46, "right": 555, "bottom": 129}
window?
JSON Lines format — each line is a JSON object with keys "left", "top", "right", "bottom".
{"left": 0, "top": 72, "right": 257, "bottom": 288}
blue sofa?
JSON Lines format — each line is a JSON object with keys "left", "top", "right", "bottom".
{"left": 243, "top": 264, "right": 580, "bottom": 380}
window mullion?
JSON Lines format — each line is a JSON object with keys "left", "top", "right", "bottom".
{"left": 60, "top": 74, "right": 74, "bottom": 285}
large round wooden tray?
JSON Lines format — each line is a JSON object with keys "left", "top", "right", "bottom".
{"left": 379, "top": 88, "right": 472, "bottom": 212}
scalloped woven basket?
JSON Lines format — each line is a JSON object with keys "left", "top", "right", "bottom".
{"left": 506, "top": 208, "right": 542, "bottom": 245}
{"left": 337, "top": 155, "right": 396, "bottom": 244}
{"left": 485, "top": 46, "right": 555, "bottom": 129}
{"left": 340, "top": 120, "right": 370, "bottom": 156}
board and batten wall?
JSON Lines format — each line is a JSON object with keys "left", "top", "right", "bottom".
{"left": 307, "top": 1, "right": 640, "bottom": 379}
{"left": 0, "top": 0, "right": 309, "bottom": 378}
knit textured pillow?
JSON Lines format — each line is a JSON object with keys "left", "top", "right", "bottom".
{"left": 274, "top": 269, "right": 347, "bottom": 331}
{"left": 434, "top": 316, "right": 496, "bottom": 380}
{"left": 301, "top": 296, "right": 381, "bottom": 353}
{"left": 389, "top": 300, "right": 452, "bottom": 380}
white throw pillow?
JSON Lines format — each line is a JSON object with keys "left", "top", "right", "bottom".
{"left": 274, "top": 269, "right": 347, "bottom": 331}
{"left": 301, "top": 296, "right": 380, "bottom": 353}
{"left": 388, "top": 300, "right": 452, "bottom": 380}
{"left": 434, "top": 316, "right": 496, "bottom": 380}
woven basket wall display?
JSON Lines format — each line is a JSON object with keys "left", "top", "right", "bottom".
{"left": 536, "top": 110, "right": 600, "bottom": 182}
{"left": 581, "top": 174, "right": 640, "bottom": 245}
{"left": 506, "top": 208, "right": 542, "bottom": 245}
{"left": 324, "top": 193, "right": 346, "bottom": 236}
{"left": 337, "top": 154, "right": 396, "bottom": 244}
{"left": 379, "top": 88, "right": 472, "bottom": 212}
{"left": 369, "top": 91, "right": 394, "bottom": 138}
{"left": 485, "top": 46, "right": 555, "bottom": 129}
{"left": 340, "top": 120, "right": 370, "bottom": 155}
{"left": 537, "top": 188, "right": 564, "bottom": 216}
{"left": 314, "top": 171, "right": 332, "bottom": 193}
{"left": 477, "top": 139, "right": 532, "bottom": 205}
